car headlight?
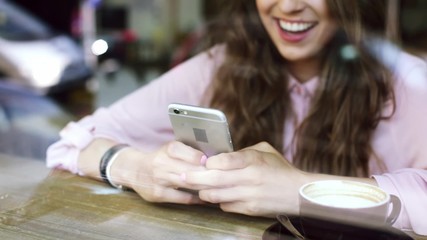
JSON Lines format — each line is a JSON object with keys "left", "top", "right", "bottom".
{"left": 22, "top": 62, "right": 63, "bottom": 88}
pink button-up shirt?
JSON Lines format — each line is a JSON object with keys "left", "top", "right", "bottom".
{"left": 46, "top": 46, "right": 427, "bottom": 235}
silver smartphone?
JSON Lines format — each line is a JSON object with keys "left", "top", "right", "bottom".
{"left": 168, "top": 103, "right": 234, "bottom": 156}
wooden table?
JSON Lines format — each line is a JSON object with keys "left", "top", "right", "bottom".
{"left": 0, "top": 154, "right": 274, "bottom": 239}
{"left": 0, "top": 154, "right": 425, "bottom": 240}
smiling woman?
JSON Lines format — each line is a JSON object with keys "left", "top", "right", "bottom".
{"left": 46, "top": 0, "right": 427, "bottom": 237}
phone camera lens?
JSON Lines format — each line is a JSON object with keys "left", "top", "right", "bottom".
{"left": 173, "top": 109, "right": 180, "bottom": 114}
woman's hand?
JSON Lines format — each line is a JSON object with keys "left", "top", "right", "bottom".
{"left": 183, "top": 142, "right": 310, "bottom": 217}
{"left": 109, "top": 141, "right": 208, "bottom": 205}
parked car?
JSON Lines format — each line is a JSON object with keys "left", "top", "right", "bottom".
{"left": 0, "top": 0, "right": 93, "bottom": 94}
{"left": 0, "top": 80, "right": 74, "bottom": 160}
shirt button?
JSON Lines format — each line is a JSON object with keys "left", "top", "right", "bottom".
{"left": 294, "top": 86, "right": 302, "bottom": 95}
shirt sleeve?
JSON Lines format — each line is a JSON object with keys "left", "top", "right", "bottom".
{"left": 372, "top": 53, "right": 427, "bottom": 235}
{"left": 373, "top": 169, "right": 427, "bottom": 235}
{"left": 46, "top": 47, "right": 223, "bottom": 175}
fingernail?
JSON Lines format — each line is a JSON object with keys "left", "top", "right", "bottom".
{"left": 180, "top": 173, "right": 186, "bottom": 181}
{"left": 200, "top": 155, "right": 207, "bottom": 166}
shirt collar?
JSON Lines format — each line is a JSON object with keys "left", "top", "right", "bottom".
{"left": 287, "top": 74, "right": 320, "bottom": 98}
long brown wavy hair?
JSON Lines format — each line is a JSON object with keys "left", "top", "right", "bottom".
{"left": 202, "top": 0, "right": 396, "bottom": 177}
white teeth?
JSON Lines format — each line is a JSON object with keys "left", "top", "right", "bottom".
{"left": 279, "top": 20, "right": 314, "bottom": 33}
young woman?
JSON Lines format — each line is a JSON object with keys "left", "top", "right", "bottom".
{"left": 47, "top": 0, "right": 427, "bottom": 234}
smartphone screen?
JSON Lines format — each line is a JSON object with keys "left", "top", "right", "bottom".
{"left": 168, "top": 103, "right": 234, "bottom": 156}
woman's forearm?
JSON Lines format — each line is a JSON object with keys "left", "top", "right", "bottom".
{"left": 77, "top": 138, "right": 118, "bottom": 180}
{"left": 77, "top": 138, "right": 141, "bottom": 190}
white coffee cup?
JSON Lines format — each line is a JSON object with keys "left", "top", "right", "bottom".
{"left": 299, "top": 180, "right": 401, "bottom": 227}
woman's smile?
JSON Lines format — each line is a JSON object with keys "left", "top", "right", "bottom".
{"left": 276, "top": 18, "right": 318, "bottom": 43}
{"left": 257, "top": 0, "right": 338, "bottom": 64}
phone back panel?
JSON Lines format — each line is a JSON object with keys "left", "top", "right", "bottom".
{"left": 168, "top": 103, "right": 233, "bottom": 156}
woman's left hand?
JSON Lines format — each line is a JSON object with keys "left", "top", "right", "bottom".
{"left": 183, "top": 142, "right": 309, "bottom": 217}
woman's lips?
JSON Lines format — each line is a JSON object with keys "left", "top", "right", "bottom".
{"left": 276, "top": 19, "right": 317, "bottom": 43}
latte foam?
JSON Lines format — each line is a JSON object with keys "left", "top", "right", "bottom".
{"left": 311, "top": 194, "right": 377, "bottom": 208}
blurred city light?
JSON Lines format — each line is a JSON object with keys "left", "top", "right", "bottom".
{"left": 91, "top": 39, "right": 109, "bottom": 56}
{"left": 22, "top": 61, "right": 62, "bottom": 88}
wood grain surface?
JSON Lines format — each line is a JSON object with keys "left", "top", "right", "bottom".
{"left": 0, "top": 154, "right": 425, "bottom": 240}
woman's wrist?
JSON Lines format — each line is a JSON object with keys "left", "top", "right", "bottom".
{"left": 109, "top": 147, "right": 142, "bottom": 190}
{"left": 77, "top": 139, "right": 117, "bottom": 179}
{"left": 100, "top": 144, "right": 130, "bottom": 189}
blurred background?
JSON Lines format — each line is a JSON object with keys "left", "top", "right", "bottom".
{"left": 0, "top": 0, "right": 426, "bottom": 161}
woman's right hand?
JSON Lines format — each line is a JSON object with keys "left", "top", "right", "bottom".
{"left": 110, "top": 141, "right": 207, "bottom": 204}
